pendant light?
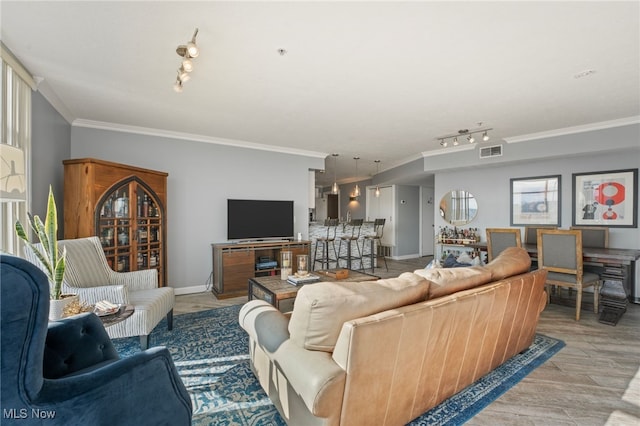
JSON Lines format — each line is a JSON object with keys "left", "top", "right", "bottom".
{"left": 352, "top": 157, "right": 361, "bottom": 197}
{"left": 331, "top": 154, "right": 339, "bottom": 194}
{"left": 374, "top": 160, "right": 381, "bottom": 197}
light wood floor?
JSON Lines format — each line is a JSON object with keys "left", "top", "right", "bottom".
{"left": 174, "top": 257, "right": 640, "bottom": 425}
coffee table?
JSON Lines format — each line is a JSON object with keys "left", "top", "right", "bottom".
{"left": 248, "top": 269, "right": 380, "bottom": 312}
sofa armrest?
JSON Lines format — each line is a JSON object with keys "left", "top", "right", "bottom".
{"left": 44, "top": 313, "right": 119, "bottom": 379}
{"left": 272, "top": 340, "right": 347, "bottom": 417}
{"left": 69, "top": 285, "right": 129, "bottom": 305}
{"left": 108, "top": 268, "right": 158, "bottom": 291}
{"left": 239, "top": 300, "right": 346, "bottom": 417}
{"left": 239, "top": 300, "right": 290, "bottom": 348}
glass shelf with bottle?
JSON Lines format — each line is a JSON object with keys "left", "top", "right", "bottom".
{"left": 436, "top": 226, "right": 481, "bottom": 245}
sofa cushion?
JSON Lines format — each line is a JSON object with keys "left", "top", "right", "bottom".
{"left": 288, "top": 272, "right": 430, "bottom": 352}
{"left": 414, "top": 246, "right": 532, "bottom": 300}
{"left": 484, "top": 246, "right": 531, "bottom": 281}
{"left": 414, "top": 266, "right": 491, "bottom": 299}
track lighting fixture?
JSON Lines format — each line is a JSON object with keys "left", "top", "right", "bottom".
{"left": 437, "top": 127, "right": 493, "bottom": 148}
{"left": 173, "top": 28, "right": 199, "bottom": 92}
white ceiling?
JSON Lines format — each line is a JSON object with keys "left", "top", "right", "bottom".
{"left": 2, "top": 1, "right": 639, "bottom": 186}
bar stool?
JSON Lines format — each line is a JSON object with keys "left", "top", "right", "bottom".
{"left": 338, "top": 219, "right": 364, "bottom": 271}
{"left": 313, "top": 218, "right": 338, "bottom": 270}
{"left": 363, "top": 218, "right": 388, "bottom": 273}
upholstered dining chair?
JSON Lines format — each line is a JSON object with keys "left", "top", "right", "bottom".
{"left": 24, "top": 236, "right": 174, "bottom": 349}
{"left": 486, "top": 228, "right": 522, "bottom": 262}
{"left": 524, "top": 225, "right": 558, "bottom": 268}
{"left": 1, "top": 254, "right": 192, "bottom": 425}
{"left": 570, "top": 226, "right": 609, "bottom": 248}
{"left": 524, "top": 225, "right": 558, "bottom": 245}
{"left": 536, "top": 229, "right": 600, "bottom": 321}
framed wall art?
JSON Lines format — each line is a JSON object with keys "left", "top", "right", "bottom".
{"left": 572, "top": 168, "right": 638, "bottom": 228}
{"left": 510, "top": 175, "right": 561, "bottom": 226}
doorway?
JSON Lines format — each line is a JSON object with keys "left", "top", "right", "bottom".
{"left": 327, "top": 194, "right": 339, "bottom": 219}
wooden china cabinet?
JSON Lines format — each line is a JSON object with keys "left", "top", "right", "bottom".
{"left": 63, "top": 158, "right": 168, "bottom": 286}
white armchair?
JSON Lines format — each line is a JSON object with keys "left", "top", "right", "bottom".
{"left": 24, "top": 236, "right": 174, "bottom": 349}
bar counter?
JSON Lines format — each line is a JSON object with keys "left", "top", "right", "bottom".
{"left": 308, "top": 221, "right": 377, "bottom": 270}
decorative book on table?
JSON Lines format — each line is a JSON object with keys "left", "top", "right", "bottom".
{"left": 287, "top": 274, "right": 320, "bottom": 285}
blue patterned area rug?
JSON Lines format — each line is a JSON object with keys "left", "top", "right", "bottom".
{"left": 112, "top": 305, "right": 564, "bottom": 425}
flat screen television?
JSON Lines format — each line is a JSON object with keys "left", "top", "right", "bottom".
{"left": 227, "top": 199, "right": 294, "bottom": 241}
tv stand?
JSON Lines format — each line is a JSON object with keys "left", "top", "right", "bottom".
{"left": 211, "top": 240, "right": 310, "bottom": 298}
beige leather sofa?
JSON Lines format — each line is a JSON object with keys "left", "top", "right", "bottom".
{"left": 239, "top": 247, "right": 547, "bottom": 426}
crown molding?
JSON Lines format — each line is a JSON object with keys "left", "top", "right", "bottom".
{"left": 504, "top": 116, "right": 640, "bottom": 144}
{"left": 37, "top": 80, "right": 75, "bottom": 124}
{"left": 72, "top": 119, "right": 329, "bottom": 159}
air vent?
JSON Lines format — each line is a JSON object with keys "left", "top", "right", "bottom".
{"left": 479, "top": 144, "right": 503, "bottom": 159}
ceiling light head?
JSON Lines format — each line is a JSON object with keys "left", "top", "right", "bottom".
{"left": 173, "top": 80, "right": 183, "bottom": 93}
{"left": 468, "top": 135, "right": 475, "bottom": 143}
{"left": 186, "top": 42, "right": 199, "bottom": 58}
{"left": 187, "top": 28, "right": 200, "bottom": 58}
{"left": 453, "top": 137, "right": 459, "bottom": 146}
{"left": 178, "top": 67, "right": 190, "bottom": 82}
{"left": 182, "top": 58, "right": 194, "bottom": 72}
{"left": 483, "top": 131, "right": 490, "bottom": 141}
{"left": 440, "top": 139, "right": 448, "bottom": 147}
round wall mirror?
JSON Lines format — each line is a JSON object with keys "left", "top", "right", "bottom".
{"left": 439, "top": 190, "right": 478, "bottom": 225}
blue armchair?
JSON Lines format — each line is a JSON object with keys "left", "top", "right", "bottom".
{"left": 0, "top": 254, "right": 192, "bottom": 425}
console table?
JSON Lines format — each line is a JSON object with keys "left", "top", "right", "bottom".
{"left": 212, "top": 240, "right": 310, "bottom": 299}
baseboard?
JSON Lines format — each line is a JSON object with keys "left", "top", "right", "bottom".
{"left": 391, "top": 253, "right": 422, "bottom": 261}
{"left": 173, "top": 285, "right": 208, "bottom": 295}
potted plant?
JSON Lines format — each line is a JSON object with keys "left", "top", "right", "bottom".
{"left": 15, "top": 185, "right": 75, "bottom": 320}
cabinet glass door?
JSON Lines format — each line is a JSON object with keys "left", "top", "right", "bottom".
{"left": 135, "top": 187, "right": 162, "bottom": 275}
{"left": 97, "top": 183, "right": 132, "bottom": 272}
{"left": 95, "top": 177, "right": 165, "bottom": 285}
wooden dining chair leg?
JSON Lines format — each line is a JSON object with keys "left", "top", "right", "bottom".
{"left": 546, "top": 284, "right": 551, "bottom": 305}
{"left": 575, "top": 287, "right": 583, "bottom": 321}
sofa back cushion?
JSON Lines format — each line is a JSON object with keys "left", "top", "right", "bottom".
{"left": 413, "top": 246, "right": 531, "bottom": 300}
{"left": 413, "top": 266, "right": 492, "bottom": 299}
{"left": 484, "top": 246, "right": 531, "bottom": 280}
{"left": 288, "top": 272, "right": 430, "bottom": 352}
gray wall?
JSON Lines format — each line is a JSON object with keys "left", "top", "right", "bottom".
{"left": 30, "top": 90, "right": 639, "bottom": 291}
{"left": 396, "top": 184, "right": 420, "bottom": 257}
{"left": 70, "top": 126, "right": 324, "bottom": 291}
{"left": 434, "top": 148, "right": 640, "bottom": 249}
{"left": 31, "top": 91, "right": 71, "bottom": 233}
{"left": 340, "top": 178, "right": 371, "bottom": 220}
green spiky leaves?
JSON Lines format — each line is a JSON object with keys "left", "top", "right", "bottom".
{"left": 15, "top": 185, "right": 66, "bottom": 299}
